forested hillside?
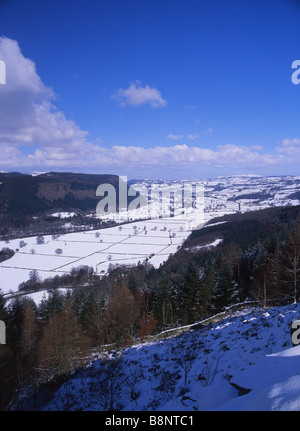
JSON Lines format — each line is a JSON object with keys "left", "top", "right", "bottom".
{"left": 1, "top": 204, "right": 300, "bottom": 410}
{"left": 0, "top": 172, "right": 123, "bottom": 236}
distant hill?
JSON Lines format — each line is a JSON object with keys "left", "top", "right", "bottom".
{"left": 185, "top": 204, "right": 300, "bottom": 251}
{"left": 0, "top": 172, "right": 121, "bottom": 217}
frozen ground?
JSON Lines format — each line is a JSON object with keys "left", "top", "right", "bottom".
{"left": 1, "top": 175, "right": 300, "bottom": 301}
{"left": 131, "top": 175, "right": 300, "bottom": 223}
{"left": 35, "top": 303, "right": 300, "bottom": 411}
{"left": 0, "top": 217, "right": 190, "bottom": 297}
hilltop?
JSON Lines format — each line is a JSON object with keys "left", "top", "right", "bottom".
{"left": 0, "top": 172, "right": 120, "bottom": 217}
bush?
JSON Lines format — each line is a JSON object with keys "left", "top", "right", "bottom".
{"left": 0, "top": 247, "right": 15, "bottom": 263}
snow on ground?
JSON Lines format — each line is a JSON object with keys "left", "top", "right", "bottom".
{"left": 0, "top": 218, "right": 192, "bottom": 298}
{"left": 218, "top": 345, "right": 300, "bottom": 411}
{"left": 35, "top": 303, "right": 300, "bottom": 412}
{"left": 50, "top": 212, "right": 77, "bottom": 218}
{"left": 185, "top": 238, "right": 223, "bottom": 253}
{"left": 1, "top": 174, "right": 300, "bottom": 302}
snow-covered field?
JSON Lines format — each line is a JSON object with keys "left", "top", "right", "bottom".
{"left": 0, "top": 218, "right": 189, "bottom": 297}
{"left": 132, "top": 174, "right": 300, "bottom": 223}
{"left": 36, "top": 303, "right": 300, "bottom": 411}
{"left": 1, "top": 174, "right": 300, "bottom": 301}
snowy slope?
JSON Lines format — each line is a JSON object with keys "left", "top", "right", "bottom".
{"left": 218, "top": 345, "right": 300, "bottom": 411}
{"left": 34, "top": 303, "right": 300, "bottom": 412}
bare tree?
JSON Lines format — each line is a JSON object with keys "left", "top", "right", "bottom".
{"left": 123, "top": 362, "right": 143, "bottom": 404}
{"left": 173, "top": 341, "right": 197, "bottom": 385}
{"left": 198, "top": 354, "right": 220, "bottom": 387}
{"left": 137, "top": 311, "right": 157, "bottom": 339}
{"left": 103, "top": 284, "right": 140, "bottom": 344}
{"left": 252, "top": 265, "right": 269, "bottom": 308}
{"left": 88, "top": 299, "right": 105, "bottom": 346}
{"left": 17, "top": 303, "right": 39, "bottom": 385}
{"left": 37, "top": 301, "right": 91, "bottom": 382}
{"left": 96, "top": 356, "right": 125, "bottom": 411}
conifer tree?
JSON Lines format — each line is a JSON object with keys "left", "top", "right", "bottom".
{"left": 153, "top": 269, "right": 174, "bottom": 327}
{"left": 178, "top": 262, "right": 201, "bottom": 325}
{"left": 212, "top": 263, "right": 239, "bottom": 311}
{"left": 0, "top": 289, "right": 8, "bottom": 323}
{"left": 7, "top": 297, "right": 28, "bottom": 350}
{"left": 128, "top": 272, "right": 138, "bottom": 293}
{"left": 280, "top": 225, "right": 300, "bottom": 303}
{"left": 198, "top": 269, "right": 214, "bottom": 318}
{"left": 70, "top": 287, "right": 96, "bottom": 329}
{"left": 38, "top": 289, "right": 65, "bottom": 322}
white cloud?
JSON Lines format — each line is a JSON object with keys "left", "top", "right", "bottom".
{"left": 252, "top": 145, "right": 263, "bottom": 151}
{"left": 0, "top": 37, "right": 299, "bottom": 176}
{"left": 0, "top": 37, "right": 93, "bottom": 167}
{"left": 167, "top": 133, "right": 199, "bottom": 140}
{"left": 184, "top": 105, "right": 197, "bottom": 109}
{"left": 0, "top": 37, "right": 88, "bottom": 148}
{"left": 82, "top": 143, "right": 280, "bottom": 170}
{"left": 166, "top": 134, "right": 184, "bottom": 140}
{"left": 111, "top": 81, "right": 167, "bottom": 108}
{"left": 187, "top": 133, "right": 199, "bottom": 140}
{"left": 276, "top": 138, "right": 300, "bottom": 157}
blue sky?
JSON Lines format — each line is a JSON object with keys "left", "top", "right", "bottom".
{"left": 0, "top": 0, "right": 299, "bottom": 179}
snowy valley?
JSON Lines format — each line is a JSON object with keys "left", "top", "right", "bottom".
{"left": 2, "top": 173, "right": 300, "bottom": 412}
{"left": 1, "top": 174, "right": 300, "bottom": 303}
